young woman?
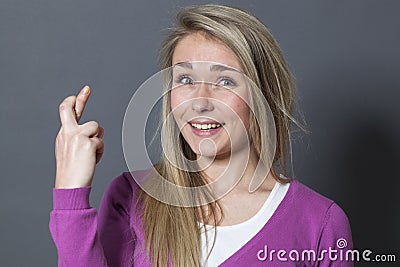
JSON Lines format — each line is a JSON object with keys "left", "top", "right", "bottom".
{"left": 50, "top": 4, "right": 353, "bottom": 267}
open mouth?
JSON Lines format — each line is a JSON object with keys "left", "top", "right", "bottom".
{"left": 189, "top": 122, "right": 223, "bottom": 130}
{"left": 188, "top": 120, "right": 225, "bottom": 136}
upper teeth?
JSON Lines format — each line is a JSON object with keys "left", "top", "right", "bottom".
{"left": 190, "top": 123, "right": 222, "bottom": 130}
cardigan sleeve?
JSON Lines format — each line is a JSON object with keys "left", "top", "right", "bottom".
{"left": 316, "top": 202, "right": 354, "bottom": 267}
{"left": 49, "top": 173, "right": 136, "bottom": 267}
{"left": 49, "top": 186, "right": 109, "bottom": 267}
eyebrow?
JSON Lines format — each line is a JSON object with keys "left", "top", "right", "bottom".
{"left": 174, "top": 61, "right": 239, "bottom": 72}
{"left": 174, "top": 61, "right": 193, "bottom": 69}
{"left": 210, "top": 64, "right": 238, "bottom": 72}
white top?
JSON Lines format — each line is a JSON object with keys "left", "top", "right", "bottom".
{"left": 199, "top": 179, "right": 290, "bottom": 267}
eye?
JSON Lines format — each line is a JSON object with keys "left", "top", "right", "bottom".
{"left": 216, "top": 77, "right": 237, "bottom": 88}
{"left": 176, "top": 75, "right": 194, "bottom": 85}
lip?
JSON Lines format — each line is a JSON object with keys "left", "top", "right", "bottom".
{"left": 188, "top": 119, "right": 224, "bottom": 125}
{"left": 187, "top": 120, "right": 224, "bottom": 137}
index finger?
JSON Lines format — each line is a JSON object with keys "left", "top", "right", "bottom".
{"left": 59, "top": 96, "right": 78, "bottom": 129}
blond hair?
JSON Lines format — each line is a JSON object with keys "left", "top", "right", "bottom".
{"left": 137, "top": 4, "right": 308, "bottom": 266}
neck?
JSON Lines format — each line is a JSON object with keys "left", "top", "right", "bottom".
{"left": 196, "top": 146, "right": 276, "bottom": 197}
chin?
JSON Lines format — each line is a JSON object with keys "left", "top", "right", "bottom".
{"left": 190, "top": 143, "right": 231, "bottom": 159}
{"left": 188, "top": 142, "right": 217, "bottom": 157}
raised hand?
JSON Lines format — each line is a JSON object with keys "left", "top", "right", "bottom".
{"left": 54, "top": 85, "right": 104, "bottom": 188}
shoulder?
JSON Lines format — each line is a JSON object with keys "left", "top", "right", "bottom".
{"left": 279, "top": 179, "right": 351, "bottom": 231}
{"left": 98, "top": 169, "right": 153, "bottom": 234}
{"left": 285, "top": 179, "right": 352, "bottom": 247}
{"left": 122, "top": 169, "right": 153, "bottom": 194}
{"left": 99, "top": 169, "right": 152, "bottom": 218}
{"left": 287, "top": 179, "right": 349, "bottom": 219}
{"left": 104, "top": 169, "right": 152, "bottom": 200}
{"left": 288, "top": 179, "right": 334, "bottom": 208}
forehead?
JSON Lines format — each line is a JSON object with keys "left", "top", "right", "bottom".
{"left": 172, "top": 32, "right": 243, "bottom": 72}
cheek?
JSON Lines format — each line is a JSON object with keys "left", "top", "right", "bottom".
{"left": 170, "top": 90, "right": 190, "bottom": 109}
{"left": 238, "top": 105, "right": 251, "bottom": 129}
{"left": 226, "top": 94, "right": 250, "bottom": 127}
{"left": 170, "top": 91, "right": 179, "bottom": 110}
{"left": 170, "top": 91, "right": 188, "bottom": 123}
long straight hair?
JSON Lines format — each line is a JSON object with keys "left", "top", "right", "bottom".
{"left": 137, "top": 4, "right": 308, "bottom": 266}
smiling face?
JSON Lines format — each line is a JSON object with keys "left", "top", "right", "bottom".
{"left": 170, "top": 32, "right": 251, "bottom": 158}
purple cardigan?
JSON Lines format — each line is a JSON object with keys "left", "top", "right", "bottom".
{"left": 49, "top": 170, "right": 354, "bottom": 266}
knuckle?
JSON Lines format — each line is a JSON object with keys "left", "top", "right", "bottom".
{"left": 77, "top": 92, "right": 86, "bottom": 99}
{"left": 61, "top": 95, "right": 76, "bottom": 104}
{"left": 56, "top": 131, "right": 63, "bottom": 140}
{"left": 67, "top": 95, "right": 77, "bottom": 102}
{"left": 59, "top": 102, "right": 65, "bottom": 110}
{"left": 89, "top": 120, "right": 100, "bottom": 129}
{"left": 59, "top": 96, "right": 76, "bottom": 108}
{"left": 73, "top": 133, "right": 87, "bottom": 144}
{"left": 55, "top": 135, "right": 61, "bottom": 145}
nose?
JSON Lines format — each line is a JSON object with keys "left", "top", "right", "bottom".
{"left": 192, "top": 82, "right": 214, "bottom": 113}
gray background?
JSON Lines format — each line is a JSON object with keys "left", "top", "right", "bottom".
{"left": 1, "top": 0, "right": 399, "bottom": 266}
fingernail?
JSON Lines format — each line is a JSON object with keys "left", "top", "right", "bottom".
{"left": 83, "top": 86, "right": 90, "bottom": 95}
